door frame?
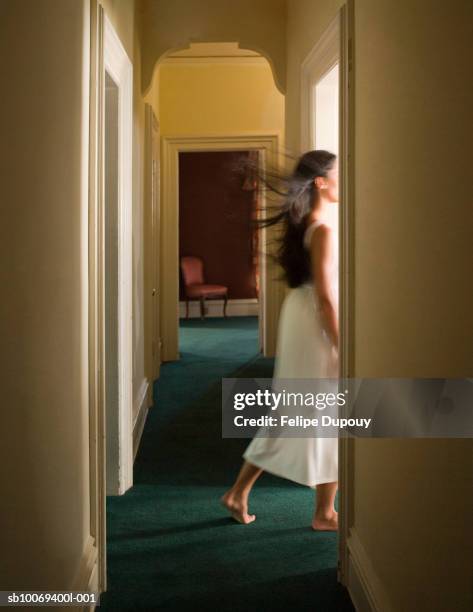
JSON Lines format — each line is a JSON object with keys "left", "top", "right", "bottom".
{"left": 88, "top": 0, "right": 134, "bottom": 591}
{"left": 160, "top": 133, "right": 282, "bottom": 361}
{"left": 300, "top": 1, "right": 356, "bottom": 589}
{"left": 145, "top": 104, "right": 161, "bottom": 381}
{"left": 102, "top": 9, "right": 134, "bottom": 496}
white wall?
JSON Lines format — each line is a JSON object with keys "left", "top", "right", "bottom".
{"left": 315, "top": 63, "right": 339, "bottom": 155}
{"left": 314, "top": 63, "right": 339, "bottom": 238}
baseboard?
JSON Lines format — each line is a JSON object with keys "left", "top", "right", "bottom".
{"left": 133, "top": 378, "right": 150, "bottom": 460}
{"left": 346, "top": 528, "right": 392, "bottom": 612}
{"left": 179, "top": 298, "right": 258, "bottom": 318}
{"left": 72, "top": 535, "right": 99, "bottom": 610}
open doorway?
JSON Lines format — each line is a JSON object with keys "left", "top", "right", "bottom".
{"left": 300, "top": 3, "right": 355, "bottom": 589}
{"left": 101, "top": 21, "right": 134, "bottom": 498}
{"left": 178, "top": 151, "right": 261, "bottom": 349}
{"left": 177, "top": 149, "right": 262, "bottom": 362}
{"left": 160, "top": 134, "right": 279, "bottom": 361}
{"left": 314, "top": 63, "right": 340, "bottom": 237}
{"left": 302, "top": 26, "right": 341, "bottom": 252}
{"left": 88, "top": 8, "right": 134, "bottom": 590}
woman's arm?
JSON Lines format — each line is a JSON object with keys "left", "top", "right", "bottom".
{"left": 309, "top": 225, "right": 339, "bottom": 348}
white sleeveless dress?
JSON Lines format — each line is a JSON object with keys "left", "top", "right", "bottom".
{"left": 243, "top": 219, "right": 339, "bottom": 487}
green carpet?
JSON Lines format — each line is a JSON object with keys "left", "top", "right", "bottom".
{"left": 101, "top": 316, "right": 354, "bottom": 611}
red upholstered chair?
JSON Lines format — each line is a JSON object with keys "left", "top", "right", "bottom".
{"left": 180, "top": 256, "right": 228, "bottom": 319}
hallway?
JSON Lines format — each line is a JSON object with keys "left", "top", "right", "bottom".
{"left": 101, "top": 317, "right": 353, "bottom": 610}
{"left": 3, "top": 1, "right": 473, "bottom": 608}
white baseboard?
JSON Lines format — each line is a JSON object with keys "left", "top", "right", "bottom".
{"left": 73, "top": 535, "right": 99, "bottom": 610}
{"left": 133, "top": 378, "right": 151, "bottom": 460}
{"left": 179, "top": 298, "right": 258, "bottom": 318}
{"left": 346, "top": 528, "right": 392, "bottom": 612}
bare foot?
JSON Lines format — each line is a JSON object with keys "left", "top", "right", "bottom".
{"left": 221, "top": 490, "right": 256, "bottom": 524}
{"left": 312, "top": 510, "right": 338, "bottom": 531}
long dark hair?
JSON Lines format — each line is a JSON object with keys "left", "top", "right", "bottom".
{"left": 253, "top": 150, "right": 337, "bottom": 288}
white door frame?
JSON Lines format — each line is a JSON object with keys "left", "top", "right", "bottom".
{"left": 160, "top": 133, "right": 282, "bottom": 361}
{"left": 300, "top": 1, "right": 355, "bottom": 590}
{"left": 88, "top": 0, "right": 134, "bottom": 591}
{"left": 103, "top": 12, "right": 134, "bottom": 496}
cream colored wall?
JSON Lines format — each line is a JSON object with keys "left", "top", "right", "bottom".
{"left": 101, "top": 0, "right": 135, "bottom": 59}
{"left": 0, "top": 0, "right": 91, "bottom": 589}
{"left": 353, "top": 2, "right": 473, "bottom": 609}
{"left": 287, "top": 0, "right": 473, "bottom": 609}
{"left": 286, "top": 0, "right": 344, "bottom": 156}
{"left": 0, "top": 0, "right": 149, "bottom": 591}
{"left": 156, "top": 62, "right": 284, "bottom": 136}
{"left": 141, "top": 0, "right": 286, "bottom": 95}
{"left": 102, "top": 0, "right": 149, "bottom": 416}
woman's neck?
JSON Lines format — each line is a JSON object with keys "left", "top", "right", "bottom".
{"left": 310, "top": 196, "right": 331, "bottom": 223}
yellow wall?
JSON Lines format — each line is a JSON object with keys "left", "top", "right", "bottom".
{"left": 151, "top": 59, "right": 285, "bottom": 357}
{"left": 286, "top": 1, "right": 473, "bottom": 609}
{"left": 353, "top": 2, "right": 473, "bottom": 609}
{"left": 354, "top": 0, "right": 473, "bottom": 378}
{"left": 156, "top": 61, "right": 284, "bottom": 137}
{"left": 141, "top": 0, "right": 286, "bottom": 94}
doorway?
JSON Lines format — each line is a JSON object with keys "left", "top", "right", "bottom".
{"left": 160, "top": 134, "right": 280, "bottom": 361}
{"left": 102, "top": 20, "right": 134, "bottom": 498}
{"left": 88, "top": 6, "right": 134, "bottom": 591}
{"left": 178, "top": 151, "right": 260, "bottom": 327}
{"left": 314, "top": 62, "right": 340, "bottom": 283}
{"left": 300, "top": 2, "right": 355, "bottom": 590}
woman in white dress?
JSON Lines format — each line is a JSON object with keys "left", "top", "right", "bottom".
{"left": 222, "top": 150, "right": 339, "bottom": 531}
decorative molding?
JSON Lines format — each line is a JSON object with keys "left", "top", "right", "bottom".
{"left": 161, "top": 133, "right": 282, "bottom": 361}
{"left": 162, "top": 56, "right": 267, "bottom": 66}
{"left": 162, "top": 131, "right": 283, "bottom": 145}
{"left": 133, "top": 378, "right": 151, "bottom": 460}
{"left": 179, "top": 298, "right": 259, "bottom": 318}
{"left": 346, "top": 529, "right": 392, "bottom": 612}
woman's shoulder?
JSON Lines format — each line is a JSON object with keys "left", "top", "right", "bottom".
{"left": 303, "top": 220, "right": 332, "bottom": 250}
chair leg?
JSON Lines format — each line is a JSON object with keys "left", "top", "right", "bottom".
{"left": 186, "top": 299, "right": 189, "bottom": 319}
{"left": 223, "top": 293, "right": 228, "bottom": 318}
{"left": 200, "top": 296, "right": 205, "bottom": 320}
